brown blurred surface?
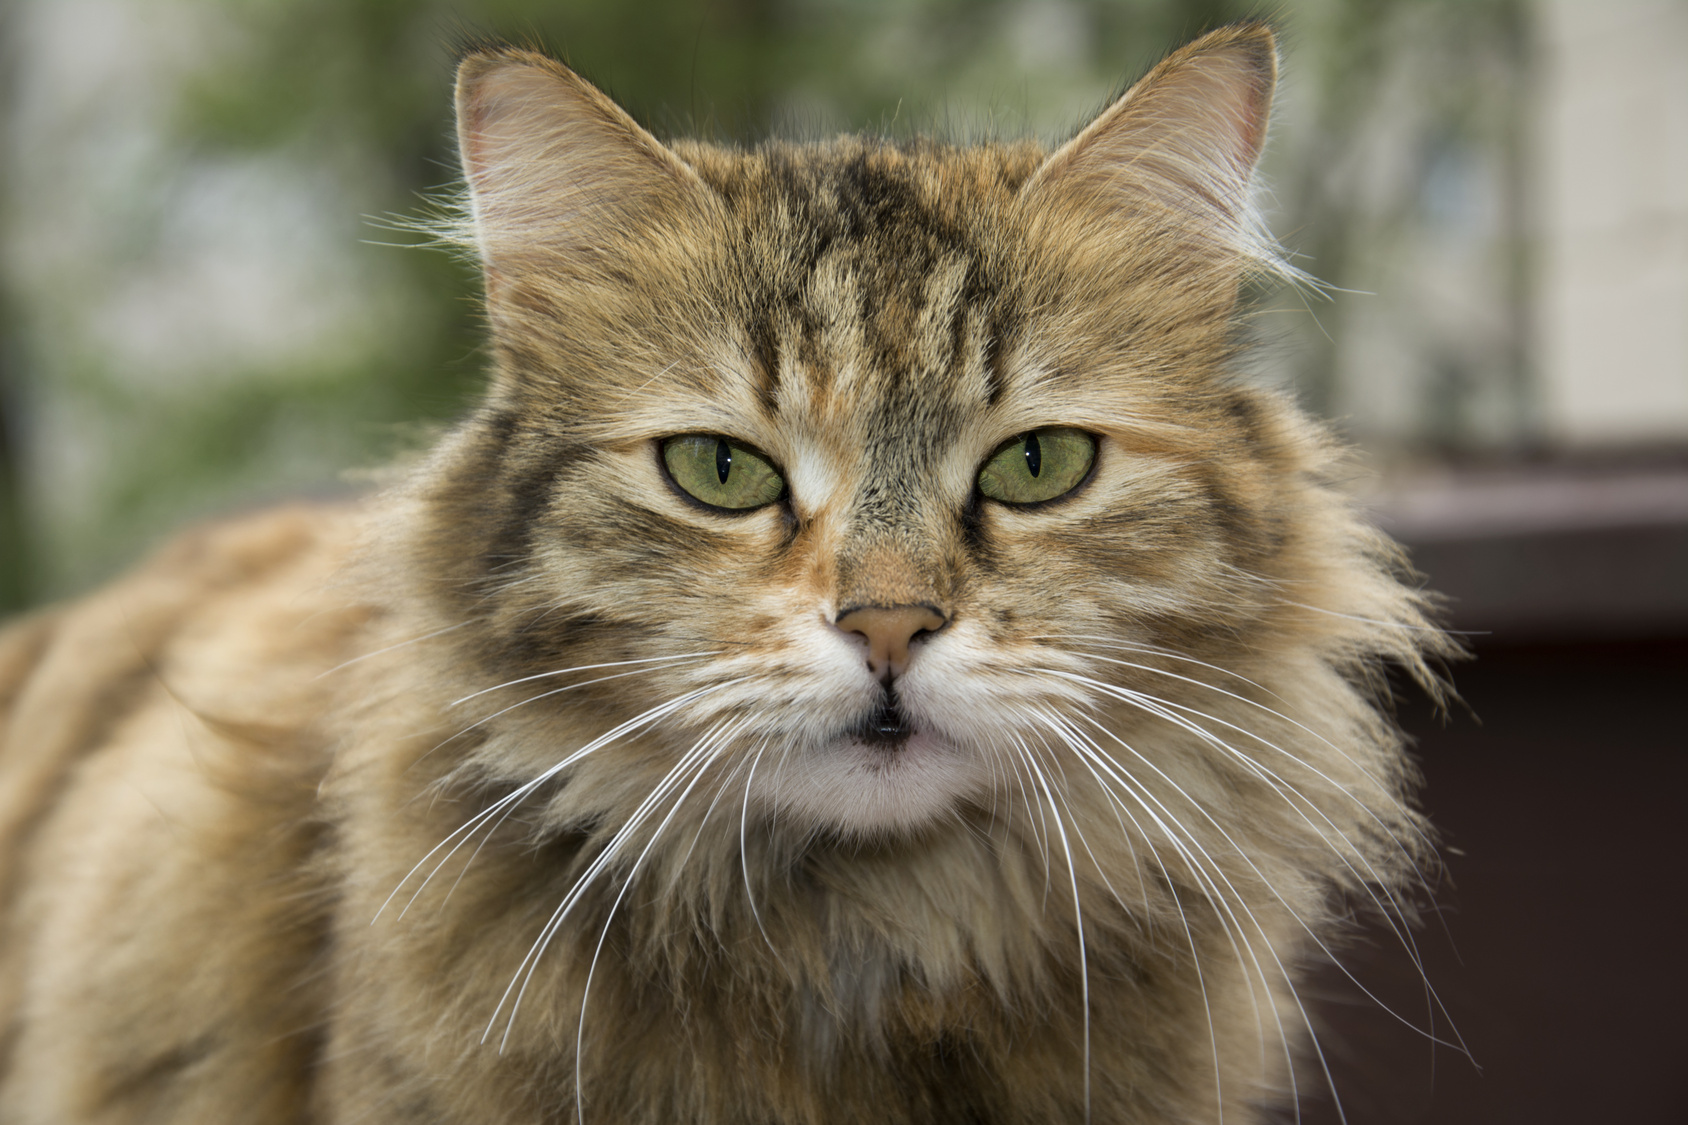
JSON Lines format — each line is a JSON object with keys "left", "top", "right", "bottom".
{"left": 1373, "top": 460, "right": 1688, "bottom": 641}
{"left": 1302, "top": 636, "right": 1688, "bottom": 1124}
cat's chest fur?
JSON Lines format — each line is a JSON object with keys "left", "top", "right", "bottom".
{"left": 0, "top": 23, "right": 1451, "bottom": 1125}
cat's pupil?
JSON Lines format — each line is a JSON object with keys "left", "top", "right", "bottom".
{"left": 715, "top": 439, "right": 732, "bottom": 484}
{"left": 1024, "top": 433, "right": 1042, "bottom": 478}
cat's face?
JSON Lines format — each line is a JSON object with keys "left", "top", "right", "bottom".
{"left": 429, "top": 33, "right": 1312, "bottom": 839}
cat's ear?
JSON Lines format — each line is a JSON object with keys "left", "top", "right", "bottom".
{"left": 454, "top": 47, "right": 711, "bottom": 283}
{"left": 1020, "top": 22, "right": 1281, "bottom": 270}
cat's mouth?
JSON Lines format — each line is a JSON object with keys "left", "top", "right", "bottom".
{"left": 756, "top": 690, "right": 986, "bottom": 835}
{"left": 851, "top": 696, "right": 915, "bottom": 749}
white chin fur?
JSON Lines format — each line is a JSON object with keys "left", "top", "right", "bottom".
{"left": 755, "top": 733, "right": 992, "bottom": 837}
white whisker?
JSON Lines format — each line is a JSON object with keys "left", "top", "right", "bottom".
{"left": 1005, "top": 732, "right": 1056, "bottom": 904}
{"left": 1029, "top": 667, "right": 1467, "bottom": 1054}
{"left": 1039, "top": 709, "right": 1368, "bottom": 1123}
{"left": 1275, "top": 599, "right": 1455, "bottom": 636}
{"left": 570, "top": 713, "right": 755, "bottom": 1121}
{"left": 376, "top": 681, "right": 742, "bottom": 923}
{"left": 739, "top": 742, "right": 781, "bottom": 962}
{"left": 1014, "top": 735, "right": 1091, "bottom": 1122}
{"left": 1049, "top": 656, "right": 1426, "bottom": 841}
{"left": 448, "top": 651, "right": 720, "bottom": 707}
{"left": 1023, "top": 705, "right": 1279, "bottom": 1122}
{"left": 314, "top": 620, "right": 471, "bottom": 679}
{"left": 1031, "top": 633, "right": 1283, "bottom": 700}
{"left": 490, "top": 719, "right": 740, "bottom": 1048}
{"left": 1035, "top": 664, "right": 1439, "bottom": 885}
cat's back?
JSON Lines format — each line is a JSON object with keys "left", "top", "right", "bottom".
{"left": 0, "top": 503, "right": 372, "bottom": 1123}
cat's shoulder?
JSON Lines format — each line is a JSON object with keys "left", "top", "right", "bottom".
{"left": 0, "top": 501, "right": 381, "bottom": 785}
{"left": 0, "top": 502, "right": 381, "bottom": 1123}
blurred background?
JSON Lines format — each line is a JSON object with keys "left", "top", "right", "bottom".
{"left": 0, "top": 0, "right": 1682, "bottom": 1120}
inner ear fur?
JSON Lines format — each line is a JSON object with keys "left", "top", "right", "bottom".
{"left": 1020, "top": 23, "right": 1281, "bottom": 270}
{"left": 455, "top": 47, "right": 715, "bottom": 281}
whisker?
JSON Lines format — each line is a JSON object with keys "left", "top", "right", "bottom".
{"left": 491, "top": 724, "right": 732, "bottom": 1050}
{"left": 1015, "top": 737, "right": 1091, "bottom": 1122}
{"left": 1028, "top": 646, "right": 1453, "bottom": 1004}
{"left": 1274, "top": 599, "right": 1457, "bottom": 635}
{"left": 1071, "top": 728, "right": 1304, "bottom": 1121}
{"left": 1032, "top": 668, "right": 1467, "bottom": 1054}
{"left": 1024, "top": 711, "right": 1242, "bottom": 1121}
{"left": 1005, "top": 733, "right": 1055, "bottom": 904}
{"left": 675, "top": 732, "right": 764, "bottom": 880}
{"left": 448, "top": 651, "right": 721, "bottom": 707}
{"left": 1030, "top": 704, "right": 1327, "bottom": 1118}
{"left": 376, "top": 681, "right": 741, "bottom": 924}
{"left": 314, "top": 620, "right": 471, "bottom": 679}
{"left": 1037, "top": 729, "right": 1146, "bottom": 919}
{"left": 1036, "top": 666, "right": 1437, "bottom": 871}
{"left": 1114, "top": 690, "right": 1450, "bottom": 994}
{"left": 1040, "top": 710, "right": 1393, "bottom": 1123}
{"left": 1064, "top": 693, "right": 1465, "bottom": 1055}
{"left": 739, "top": 742, "right": 781, "bottom": 961}
{"left": 1034, "top": 640, "right": 1448, "bottom": 891}
{"left": 414, "top": 663, "right": 734, "bottom": 775}
{"left": 1030, "top": 633, "right": 1283, "bottom": 699}
{"left": 570, "top": 713, "right": 754, "bottom": 1121}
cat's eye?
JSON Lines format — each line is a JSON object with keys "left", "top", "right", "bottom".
{"left": 662, "top": 435, "right": 786, "bottom": 511}
{"left": 977, "top": 427, "right": 1096, "bottom": 505}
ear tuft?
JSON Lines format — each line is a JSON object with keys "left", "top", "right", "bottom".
{"left": 1022, "top": 23, "right": 1293, "bottom": 278}
{"left": 454, "top": 47, "right": 709, "bottom": 276}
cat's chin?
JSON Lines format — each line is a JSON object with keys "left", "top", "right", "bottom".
{"left": 756, "top": 732, "right": 990, "bottom": 837}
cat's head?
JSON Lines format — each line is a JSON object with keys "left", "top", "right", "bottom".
{"left": 409, "top": 25, "right": 1434, "bottom": 849}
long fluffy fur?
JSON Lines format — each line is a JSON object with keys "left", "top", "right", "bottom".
{"left": 0, "top": 24, "right": 1455, "bottom": 1124}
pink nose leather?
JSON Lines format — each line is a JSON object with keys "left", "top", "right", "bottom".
{"left": 835, "top": 605, "right": 946, "bottom": 681}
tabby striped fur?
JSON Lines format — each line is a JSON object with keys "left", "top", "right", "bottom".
{"left": 0, "top": 23, "right": 1455, "bottom": 1124}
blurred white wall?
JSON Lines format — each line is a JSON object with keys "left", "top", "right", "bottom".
{"left": 1535, "top": 0, "right": 1688, "bottom": 446}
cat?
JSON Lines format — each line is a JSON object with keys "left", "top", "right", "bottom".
{"left": 0, "top": 21, "right": 1454, "bottom": 1125}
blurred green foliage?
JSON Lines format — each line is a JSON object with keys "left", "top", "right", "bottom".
{"left": 0, "top": 0, "right": 1527, "bottom": 612}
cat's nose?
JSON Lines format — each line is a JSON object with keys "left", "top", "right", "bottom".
{"left": 834, "top": 604, "right": 947, "bottom": 682}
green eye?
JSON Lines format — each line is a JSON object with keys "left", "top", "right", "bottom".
{"left": 977, "top": 427, "right": 1095, "bottom": 505}
{"left": 662, "top": 435, "right": 786, "bottom": 511}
